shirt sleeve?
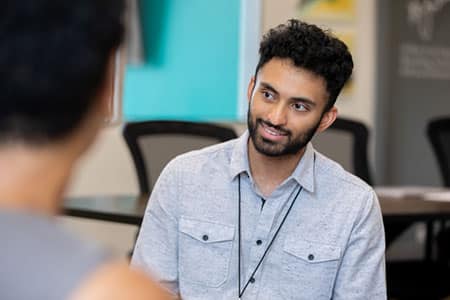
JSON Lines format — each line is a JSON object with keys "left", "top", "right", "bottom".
{"left": 332, "top": 189, "right": 387, "bottom": 299}
{"left": 131, "top": 159, "right": 180, "bottom": 296}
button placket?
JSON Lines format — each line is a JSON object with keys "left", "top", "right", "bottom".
{"left": 247, "top": 194, "right": 285, "bottom": 275}
{"left": 239, "top": 176, "right": 303, "bottom": 299}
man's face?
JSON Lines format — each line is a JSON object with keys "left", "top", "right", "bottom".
{"left": 247, "top": 58, "right": 334, "bottom": 157}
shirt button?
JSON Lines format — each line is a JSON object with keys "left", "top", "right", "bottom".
{"left": 308, "top": 254, "right": 314, "bottom": 261}
{"left": 249, "top": 277, "right": 255, "bottom": 283}
{"left": 256, "top": 240, "right": 262, "bottom": 245}
{"left": 202, "top": 235, "right": 209, "bottom": 241}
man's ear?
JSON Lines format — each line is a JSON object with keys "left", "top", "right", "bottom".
{"left": 317, "top": 106, "right": 338, "bottom": 133}
{"left": 247, "top": 76, "right": 256, "bottom": 104}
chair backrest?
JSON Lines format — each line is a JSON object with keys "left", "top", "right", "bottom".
{"left": 311, "top": 117, "right": 373, "bottom": 185}
{"left": 123, "top": 120, "right": 238, "bottom": 194}
{"left": 427, "top": 117, "right": 450, "bottom": 187}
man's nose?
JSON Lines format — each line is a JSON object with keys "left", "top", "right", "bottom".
{"left": 267, "top": 103, "right": 287, "bottom": 126}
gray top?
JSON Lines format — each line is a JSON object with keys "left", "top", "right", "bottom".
{"left": 0, "top": 210, "right": 108, "bottom": 300}
{"left": 132, "top": 131, "right": 386, "bottom": 300}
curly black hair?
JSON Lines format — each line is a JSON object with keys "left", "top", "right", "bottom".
{"left": 0, "top": 0, "right": 124, "bottom": 144}
{"left": 255, "top": 19, "right": 353, "bottom": 111}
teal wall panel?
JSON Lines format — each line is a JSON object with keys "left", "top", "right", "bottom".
{"left": 124, "top": 0, "right": 240, "bottom": 121}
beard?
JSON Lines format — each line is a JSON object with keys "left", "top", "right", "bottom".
{"left": 247, "top": 109, "right": 320, "bottom": 157}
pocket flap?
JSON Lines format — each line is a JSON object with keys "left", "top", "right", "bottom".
{"left": 284, "top": 239, "right": 341, "bottom": 263}
{"left": 179, "top": 217, "right": 235, "bottom": 243}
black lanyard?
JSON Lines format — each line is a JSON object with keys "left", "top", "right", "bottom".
{"left": 237, "top": 174, "right": 302, "bottom": 299}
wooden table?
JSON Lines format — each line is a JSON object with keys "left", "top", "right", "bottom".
{"left": 380, "top": 195, "right": 450, "bottom": 222}
{"left": 380, "top": 194, "right": 450, "bottom": 260}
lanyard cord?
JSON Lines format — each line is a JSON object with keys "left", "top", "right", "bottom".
{"left": 237, "top": 174, "right": 302, "bottom": 298}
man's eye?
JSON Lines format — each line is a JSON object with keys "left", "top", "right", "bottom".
{"left": 293, "top": 103, "right": 307, "bottom": 111}
{"left": 262, "top": 91, "right": 274, "bottom": 100}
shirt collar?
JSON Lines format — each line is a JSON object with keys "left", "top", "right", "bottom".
{"left": 229, "top": 131, "right": 316, "bottom": 193}
{"left": 289, "top": 142, "right": 315, "bottom": 193}
{"left": 229, "top": 131, "right": 251, "bottom": 179}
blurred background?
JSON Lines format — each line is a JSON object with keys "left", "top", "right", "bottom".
{"left": 61, "top": 0, "right": 450, "bottom": 281}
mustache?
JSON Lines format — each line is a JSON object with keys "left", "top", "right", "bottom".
{"left": 257, "top": 119, "right": 291, "bottom": 136}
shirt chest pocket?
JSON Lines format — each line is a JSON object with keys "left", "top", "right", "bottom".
{"left": 178, "top": 217, "right": 235, "bottom": 287}
{"left": 278, "top": 239, "right": 341, "bottom": 300}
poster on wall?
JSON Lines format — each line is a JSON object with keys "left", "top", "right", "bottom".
{"left": 296, "top": 0, "right": 357, "bottom": 100}
{"left": 398, "top": 0, "right": 450, "bottom": 80}
{"left": 297, "top": 0, "right": 356, "bottom": 22}
{"left": 334, "top": 30, "right": 355, "bottom": 96}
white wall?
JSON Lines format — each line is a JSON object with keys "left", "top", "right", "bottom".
{"left": 67, "top": 125, "right": 138, "bottom": 197}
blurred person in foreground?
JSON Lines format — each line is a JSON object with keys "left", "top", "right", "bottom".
{"left": 0, "top": 1, "right": 169, "bottom": 299}
{"left": 132, "top": 20, "right": 386, "bottom": 299}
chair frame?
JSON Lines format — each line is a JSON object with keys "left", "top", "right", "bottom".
{"left": 328, "top": 118, "right": 373, "bottom": 185}
{"left": 123, "top": 120, "right": 237, "bottom": 194}
{"left": 427, "top": 117, "right": 450, "bottom": 187}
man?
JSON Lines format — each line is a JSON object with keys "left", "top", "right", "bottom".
{"left": 0, "top": 1, "right": 169, "bottom": 299}
{"left": 132, "top": 20, "right": 386, "bottom": 299}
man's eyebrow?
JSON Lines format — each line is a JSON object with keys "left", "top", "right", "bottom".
{"left": 260, "top": 82, "right": 279, "bottom": 95}
{"left": 290, "top": 96, "right": 317, "bottom": 107}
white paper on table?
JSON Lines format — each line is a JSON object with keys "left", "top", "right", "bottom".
{"left": 423, "top": 190, "right": 450, "bottom": 202}
{"left": 374, "top": 186, "right": 445, "bottom": 199}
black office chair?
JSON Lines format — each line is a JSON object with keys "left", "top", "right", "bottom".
{"left": 311, "top": 117, "right": 373, "bottom": 184}
{"left": 427, "top": 116, "right": 450, "bottom": 274}
{"left": 123, "top": 120, "right": 238, "bottom": 194}
{"left": 427, "top": 117, "right": 450, "bottom": 187}
{"left": 386, "top": 117, "right": 450, "bottom": 300}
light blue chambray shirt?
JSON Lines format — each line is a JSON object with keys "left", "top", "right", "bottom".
{"left": 132, "top": 132, "right": 386, "bottom": 300}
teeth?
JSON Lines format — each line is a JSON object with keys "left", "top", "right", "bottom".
{"left": 263, "top": 124, "right": 282, "bottom": 136}
{"left": 266, "top": 128, "right": 280, "bottom": 135}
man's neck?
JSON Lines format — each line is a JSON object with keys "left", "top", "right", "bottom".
{"left": 0, "top": 144, "right": 75, "bottom": 215}
{"left": 248, "top": 140, "right": 305, "bottom": 197}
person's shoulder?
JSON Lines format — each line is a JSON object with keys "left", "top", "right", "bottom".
{"left": 0, "top": 211, "right": 107, "bottom": 266}
{"left": 0, "top": 211, "right": 112, "bottom": 300}
{"left": 69, "top": 261, "right": 172, "bottom": 300}
{"left": 313, "top": 152, "right": 380, "bottom": 224}
{"left": 314, "top": 151, "right": 373, "bottom": 195}
{"left": 0, "top": 212, "right": 170, "bottom": 300}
